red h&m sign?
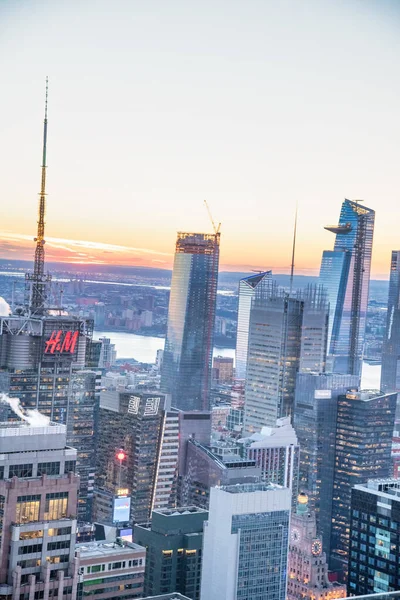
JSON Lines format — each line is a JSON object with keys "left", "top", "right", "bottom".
{"left": 44, "top": 330, "right": 79, "bottom": 355}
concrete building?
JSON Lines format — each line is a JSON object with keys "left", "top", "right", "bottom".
{"left": 212, "top": 356, "right": 234, "bottom": 384}
{"left": 200, "top": 483, "right": 291, "bottom": 600}
{"left": 331, "top": 390, "right": 397, "bottom": 576}
{"left": 134, "top": 507, "right": 207, "bottom": 600}
{"left": 348, "top": 479, "right": 400, "bottom": 596}
{"left": 98, "top": 337, "right": 117, "bottom": 369}
{"left": 239, "top": 416, "right": 299, "bottom": 502}
{"left": 77, "top": 539, "right": 145, "bottom": 600}
{"left": 293, "top": 373, "right": 359, "bottom": 556}
{"left": 0, "top": 421, "right": 80, "bottom": 600}
{"left": 288, "top": 493, "right": 346, "bottom": 600}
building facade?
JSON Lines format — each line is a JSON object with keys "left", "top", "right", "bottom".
{"left": 319, "top": 199, "right": 375, "bottom": 377}
{"left": 293, "top": 373, "right": 359, "bottom": 556}
{"left": 348, "top": 479, "right": 400, "bottom": 597}
{"left": 0, "top": 421, "right": 80, "bottom": 600}
{"left": 235, "top": 271, "right": 272, "bottom": 380}
{"left": 381, "top": 251, "right": 400, "bottom": 394}
{"left": 200, "top": 483, "right": 291, "bottom": 600}
{"left": 134, "top": 507, "right": 208, "bottom": 600}
{"left": 77, "top": 539, "right": 145, "bottom": 600}
{"left": 288, "top": 493, "right": 346, "bottom": 600}
{"left": 331, "top": 390, "right": 397, "bottom": 576}
{"left": 161, "top": 232, "right": 220, "bottom": 412}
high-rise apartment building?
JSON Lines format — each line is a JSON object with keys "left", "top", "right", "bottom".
{"left": 239, "top": 416, "right": 299, "bottom": 501}
{"left": 319, "top": 199, "right": 375, "bottom": 377}
{"left": 134, "top": 507, "right": 208, "bottom": 600}
{"left": 381, "top": 251, "right": 400, "bottom": 394}
{"left": 348, "top": 479, "right": 400, "bottom": 596}
{"left": 94, "top": 390, "right": 178, "bottom": 525}
{"left": 0, "top": 315, "right": 97, "bottom": 522}
{"left": 235, "top": 271, "right": 272, "bottom": 380}
{"left": 200, "top": 483, "right": 291, "bottom": 600}
{"left": 161, "top": 232, "right": 220, "bottom": 411}
{"left": 288, "top": 493, "right": 346, "bottom": 600}
{"left": 331, "top": 390, "right": 396, "bottom": 576}
{"left": 293, "top": 373, "right": 359, "bottom": 556}
{"left": 243, "top": 283, "right": 328, "bottom": 433}
{"left": 0, "top": 420, "right": 80, "bottom": 599}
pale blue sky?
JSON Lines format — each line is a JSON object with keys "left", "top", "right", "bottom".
{"left": 0, "top": 0, "right": 399, "bottom": 276}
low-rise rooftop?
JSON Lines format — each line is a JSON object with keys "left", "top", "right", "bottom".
{"left": 76, "top": 540, "right": 145, "bottom": 560}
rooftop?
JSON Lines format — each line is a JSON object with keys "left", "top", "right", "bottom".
{"left": 143, "top": 594, "right": 192, "bottom": 600}
{"left": 0, "top": 421, "right": 67, "bottom": 453}
{"left": 154, "top": 506, "right": 208, "bottom": 517}
{"left": 345, "top": 389, "right": 393, "bottom": 401}
{"left": 221, "top": 482, "right": 284, "bottom": 494}
{"left": 76, "top": 540, "right": 145, "bottom": 560}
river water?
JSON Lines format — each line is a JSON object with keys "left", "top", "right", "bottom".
{"left": 93, "top": 330, "right": 380, "bottom": 389}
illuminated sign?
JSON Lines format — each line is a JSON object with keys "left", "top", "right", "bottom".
{"left": 144, "top": 397, "right": 160, "bottom": 416}
{"left": 116, "top": 488, "right": 129, "bottom": 497}
{"left": 314, "top": 390, "right": 332, "bottom": 399}
{"left": 44, "top": 330, "right": 79, "bottom": 355}
{"left": 128, "top": 396, "right": 140, "bottom": 415}
{"left": 113, "top": 496, "right": 131, "bottom": 523}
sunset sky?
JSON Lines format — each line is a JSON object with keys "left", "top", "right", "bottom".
{"left": 1, "top": 0, "right": 400, "bottom": 277}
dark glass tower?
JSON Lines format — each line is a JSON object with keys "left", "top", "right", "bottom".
{"left": 330, "top": 389, "right": 396, "bottom": 577}
{"left": 319, "top": 199, "right": 375, "bottom": 377}
{"left": 161, "top": 232, "right": 220, "bottom": 411}
{"left": 381, "top": 251, "right": 400, "bottom": 393}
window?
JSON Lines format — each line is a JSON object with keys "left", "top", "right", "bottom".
{"left": 64, "top": 461, "right": 76, "bottom": 474}
{"left": 15, "top": 495, "right": 41, "bottom": 524}
{"left": 46, "top": 555, "right": 69, "bottom": 564}
{"left": 44, "top": 492, "right": 68, "bottom": 520}
{"left": 37, "top": 462, "right": 60, "bottom": 476}
{"left": 18, "top": 544, "right": 43, "bottom": 555}
{"left": 47, "top": 540, "right": 70, "bottom": 551}
{"left": 47, "top": 527, "right": 71, "bottom": 537}
{"left": 10, "top": 464, "right": 33, "bottom": 478}
{"left": 20, "top": 530, "right": 43, "bottom": 540}
{"left": 0, "top": 466, "right": 3, "bottom": 480}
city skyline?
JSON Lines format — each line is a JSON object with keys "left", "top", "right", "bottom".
{"left": 1, "top": 0, "right": 400, "bottom": 277}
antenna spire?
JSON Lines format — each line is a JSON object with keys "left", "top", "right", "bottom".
{"left": 26, "top": 77, "right": 52, "bottom": 315}
{"left": 289, "top": 202, "right": 298, "bottom": 295}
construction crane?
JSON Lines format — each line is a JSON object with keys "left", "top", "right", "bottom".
{"left": 203, "top": 199, "right": 221, "bottom": 235}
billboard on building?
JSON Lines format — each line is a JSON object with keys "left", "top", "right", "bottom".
{"left": 119, "top": 528, "right": 133, "bottom": 543}
{"left": 113, "top": 496, "right": 131, "bottom": 523}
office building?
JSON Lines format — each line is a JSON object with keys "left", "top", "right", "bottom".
{"left": 243, "top": 283, "right": 328, "bottom": 433}
{"left": 212, "top": 356, "right": 234, "bottom": 384}
{"left": 235, "top": 271, "right": 272, "bottom": 380}
{"left": 77, "top": 539, "right": 145, "bottom": 600}
{"left": 293, "top": 373, "right": 359, "bottom": 556}
{"left": 94, "top": 390, "right": 178, "bottom": 525}
{"left": 201, "top": 483, "right": 291, "bottom": 600}
{"left": 288, "top": 493, "right": 346, "bottom": 600}
{"left": 134, "top": 507, "right": 208, "bottom": 600}
{"left": 331, "top": 390, "right": 396, "bottom": 576}
{"left": 239, "top": 416, "right": 299, "bottom": 501}
{"left": 180, "top": 439, "right": 261, "bottom": 509}
{"left": 319, "top": 199, "right": 375, "bottom": 376}
{"left": 98, "top": 337, "right": 117, "bottom": 369}
{"left": 0, "top": 420, "right": 80, "bottom": 599}
{"left": 161, "top": 232, "right": 220, "bottom": 411}
{"left": 143, "top": 595, "right": 192, "bottom": 600}
{"left": 381, "top": 251, "right": 400, "bottom": 394}
{"left": 348, "top": 479, "right": 400, "bottom": 596}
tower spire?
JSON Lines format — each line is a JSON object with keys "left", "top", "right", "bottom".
{"left": 289, "top": 202, "right": 298, "bottom": 295}
{"left": 26, "top": 77, "right": 52, "bottom": 315}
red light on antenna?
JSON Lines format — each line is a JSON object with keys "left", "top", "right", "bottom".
{"left": 117, "top": 450, "right": 126, "bottom": 461}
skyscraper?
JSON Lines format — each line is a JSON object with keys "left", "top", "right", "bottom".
{"left": 200, "top": 483, "right": 291, "bottom": 600}
{"left": 348, "top": 479, "right": 400, "bottom": 596}
{"left": 330, "top": 390, "right": 396, "bottom": 576}
{"left": 235, "top": 271, "right": 272, "bottom": 380}
{"left": 293, "top": 372, "right": 359, "bottom": 557}
{"left": 243, "top": 283, "right": 328, "bottom": 433}
{"left": 161, "top": 232, "right": 220, "bottom": 411}
{"left": 381, "top": 251, "right": 400, "bottom": 393}
{"left": 319, "top": 199, "right": 375, "bottom": 377}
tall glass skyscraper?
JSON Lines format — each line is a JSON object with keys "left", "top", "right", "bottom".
{"left": 319, "top": 199, "right": 375, "bottom": 377}
{"left": 381, "top": 251, "right": 400, "bottom": 393}
{"left": 161, "top": 232, "right": 220, "bottom": 411}
{"left": 235, "top": 271, "right": 272, "bottom": 380}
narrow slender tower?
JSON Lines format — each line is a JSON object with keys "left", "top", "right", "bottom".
{"left": 25, "top": 77, "right": 52, "bottom": 314}
{"left": 289, "top": 202, "right": 298, "bottom": 295}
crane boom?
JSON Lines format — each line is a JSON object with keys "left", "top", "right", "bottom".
{"left": 203, "top": 199, "right": 221, "bottom": 235}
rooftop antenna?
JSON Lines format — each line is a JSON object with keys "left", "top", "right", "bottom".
{"left": 203, "top": 199, "right": 221, "bottom": 235}
{"left": 25, "top": 77, "right": 52, "bottom": 315}
{"left": 289, "top": 202, "right": 298, "bottom": 295}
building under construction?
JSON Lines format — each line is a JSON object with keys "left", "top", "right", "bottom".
{"left": 0, "top": 80, "right": 98, "bottom": 522}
